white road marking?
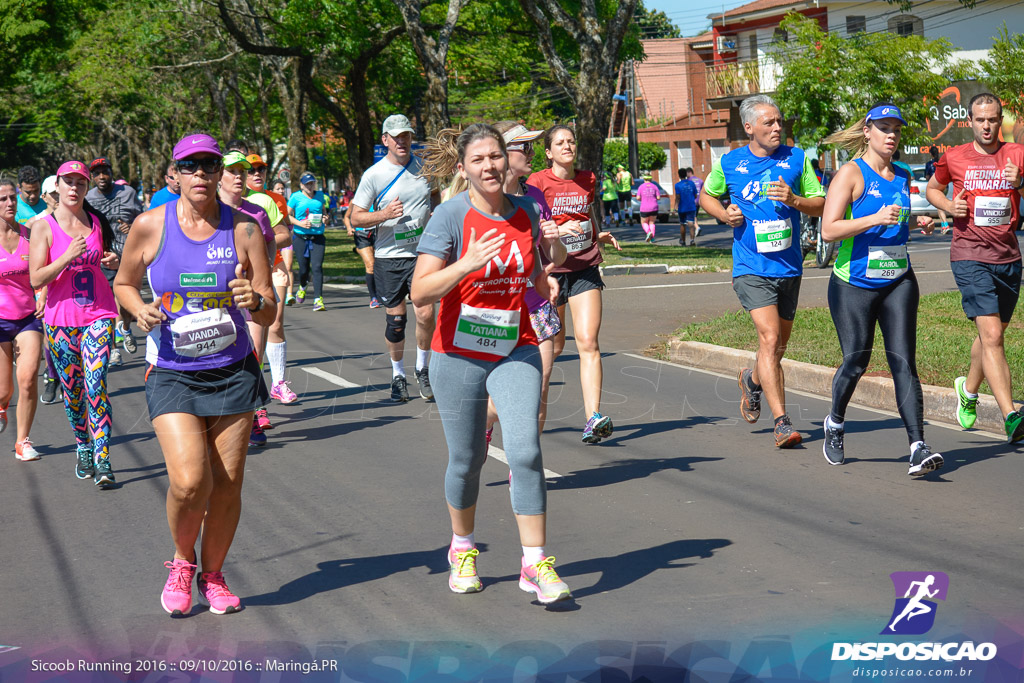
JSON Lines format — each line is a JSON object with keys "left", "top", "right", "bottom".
{"left": 607, "top": 269, "right": 951, "bottom": 291}
{"left": 488, "top": 445, "right": 562, "bottom": 479}
{"left": 302, "top": 367, "right": 361, "bottom": 389}
{"left": 322, "top": 283, "right": 368, "bottom": 291}
{"left": 620, "top": 352, "right": 1005, "bottom": 442}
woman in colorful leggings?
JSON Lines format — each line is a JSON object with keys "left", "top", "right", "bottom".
{"left": 29, "top": 161, "right": 119, "bottom": 488}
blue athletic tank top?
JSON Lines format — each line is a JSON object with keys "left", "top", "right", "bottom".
{"left": 145, "top": 199, "right": 251, "bottom": 370}
{"left": 832, "top": 159, "right": 912, "bottom": 289}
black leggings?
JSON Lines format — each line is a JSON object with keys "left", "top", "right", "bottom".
{"left": 292, "top": 233, "right": 325, "bottom": 299}
{"left": 827, "top": 270, "right": 924, "bottom": 444}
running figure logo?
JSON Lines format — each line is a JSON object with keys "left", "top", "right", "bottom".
{"left": 881, "top": 571, "right": 949, "bottom": 635}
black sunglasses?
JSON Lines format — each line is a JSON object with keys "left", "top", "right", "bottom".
{"left": 176, "top": 158, "right": 223, "bottom": 175}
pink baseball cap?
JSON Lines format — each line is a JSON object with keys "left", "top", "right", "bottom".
{"left": 172, "top": 133, "right": 222, "bottom": 160}
{"left": 56, "top": 161, "right": 90, "bottom": 180}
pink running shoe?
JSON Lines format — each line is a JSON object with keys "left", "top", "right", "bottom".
{"left": 198, "top": 571, "right": 242, "bottom": 614}
{"left": 255, "top": 407, "right": 273, "bottom": 431}
{"left": 161, "top": 557, "right": 197, "bottom": 616}
{"left": 270, "top": 380, "right": 298, "bottom": 404}
{"left": 519, "top": 556, "right": 572, "bottom": 604}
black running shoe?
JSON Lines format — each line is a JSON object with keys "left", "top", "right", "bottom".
{"left": 415, "top": 368, "right": 434, "bottom": 402}
{"left": 391, "top": 375, "right": 409, "bottom": 403}
{"left": 93, "top": 458, "right": 116, "bottom": 489}
{"left": 908, "top": 443, "right": 943, "bottom": 477}
{"left": 76, "top": 446, "right": 94, "bottom": 480}
{"left": 41, "top": 378, "right": 59, "bottom": 405}
{"left": 822, "top": 418, "right": 845, "bottom": 466}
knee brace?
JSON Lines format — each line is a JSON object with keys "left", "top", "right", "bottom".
{"left": 385, "top": 314, "right": 407, "bottom": 343}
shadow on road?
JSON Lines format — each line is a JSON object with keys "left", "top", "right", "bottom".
{"left": 544, "top": 453, "right": 723, "bottom": 491}
{"left": 486, "top": 538, "right": 732, "bottom": 601}
{"left": 244, "top": 544, "right": 473, "bottom": 606}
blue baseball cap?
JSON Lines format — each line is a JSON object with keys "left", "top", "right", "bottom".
{"left": 866, "top": 104, "right": 907, "bottom": 125}
{"left": 299, "top": 172, "right": 316, "bottom": 185}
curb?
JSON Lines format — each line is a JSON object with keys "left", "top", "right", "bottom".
{"left": 668, "top": 340, "right": 1006, "bottom": 435}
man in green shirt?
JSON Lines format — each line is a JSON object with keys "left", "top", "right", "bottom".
{"left": 614, "top": 164, "right": 633, "bottom": 225}
{"left": 601, "top": 170, "right": 620, "bottom": 227}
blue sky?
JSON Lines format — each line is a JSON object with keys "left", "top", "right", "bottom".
{"left": 644, "top": 0, "right": 756, "bottom": 37}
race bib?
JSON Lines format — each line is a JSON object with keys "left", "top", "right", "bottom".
{"left": 561, "top": 220, "right": 593, "bottom": 253}
{"left": 395, "top": 222, "right": 425, "bottom": 246}
{"left": 453, "top": 304, "right": 520, "bottom": 357}
{"left": 866, "top": 245, "right": 908, "bottom": 280}
{"left": 170, "top": 308, "right": 238, "bottom": 358}
{"left": 309, "top": 213, "right": 323, "bottom": 228}
{"left": 753, "top": 218, "right": 792, "bottom": 253}
{"left": 974, "top": 197, "right": 1012, "bottom": 227}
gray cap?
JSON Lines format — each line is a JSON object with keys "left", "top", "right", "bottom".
{"left": 382, "top": 114, "right": 414, "bottom": 137}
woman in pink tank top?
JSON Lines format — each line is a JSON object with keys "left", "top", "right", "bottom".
{"left": 0, "top": 180, "right": 45, "bottom": 461}
{"left": 28, "top": 161, "right": 120, "bottom": 488}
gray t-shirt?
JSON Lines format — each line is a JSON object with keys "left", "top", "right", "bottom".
{"left": 352, "top": 155, "right": 432, "bottom": 259}
{"left": 85, "top": 184, "right": 143, "bottom": 255}
{"left": 418, "top": 192, "right": 540, "bottom": 266}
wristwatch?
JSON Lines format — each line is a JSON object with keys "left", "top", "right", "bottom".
{"left": 252, "top": 294, "right": 265, "bottom": 312}
{"left": 1016, "top": 175, "right": 1024, "bottom": 190}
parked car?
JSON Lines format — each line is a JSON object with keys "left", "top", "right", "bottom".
{"left": 909, "top": 164, "right": 949, "bottom": 217}
{"left": 630, "top": 178, "right": 671, "bottom": 222}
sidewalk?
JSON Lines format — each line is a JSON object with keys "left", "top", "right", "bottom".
{"left": 669, "top": 340, "right": 1007, "bottom": 436}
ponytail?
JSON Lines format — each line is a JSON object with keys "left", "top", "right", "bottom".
{"left": 82, "top": 200, "right": 116, "bottom": 252}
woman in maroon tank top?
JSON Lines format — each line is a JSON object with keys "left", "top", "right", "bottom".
{"left": 114, "top": 133, "right": 276, "bottom": 617}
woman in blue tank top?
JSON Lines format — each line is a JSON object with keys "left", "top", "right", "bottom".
{"left": 113, "top": 133, "right": 277, "bottom": 617}
{"left": 819, "top": 104, "right": 944, "bottom": 477}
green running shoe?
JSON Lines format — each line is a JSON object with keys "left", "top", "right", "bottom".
{"left": 1005, "top": 410, "right": 1024, "bottom": 443}
{"left": 953, "top": 376, "right": 977, "bottom": 430}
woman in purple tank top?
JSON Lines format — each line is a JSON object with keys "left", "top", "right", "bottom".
{"left": 114, "top": 133, "right": 276, "bottom": 617}
{"left": 28, "top": 161, "right": 120, "bottom": 488}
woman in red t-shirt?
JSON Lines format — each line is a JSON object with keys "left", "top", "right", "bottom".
{"left": 412, "top": 123, "right": 572, "bottom": 605}
{"left": 527, "top": 125, "right": 621, "bottom": 444}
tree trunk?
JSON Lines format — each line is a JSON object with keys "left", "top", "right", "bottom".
{"left": 391, "top": 0, "right": 467, "bottom": 137}
{"left": 272, "top": 59, "right": 308, "bottom": 191}
{"left": 573, "top": 68, "right": 617, "bottom": 174}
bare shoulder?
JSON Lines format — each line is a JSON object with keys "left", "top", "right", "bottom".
{"left": 232, "top": 207, "right": 261, "bottom": 243}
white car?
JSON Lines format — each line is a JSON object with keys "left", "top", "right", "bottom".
{"left": 909, "top": 164, "right": 946, "bottom": 217}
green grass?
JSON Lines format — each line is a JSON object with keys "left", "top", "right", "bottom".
{"left": 322, "top": 230, "right": 371, "bottom": 278}
{"left": 601, "top": 243, "right": 732, "bottom": 271}
{"left": 676, "top": 290, "right": 1024, "bottom": 392}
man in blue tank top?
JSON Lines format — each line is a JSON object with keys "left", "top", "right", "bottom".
{"left": 700, "top": 94, "right": 826, "bottom": 449}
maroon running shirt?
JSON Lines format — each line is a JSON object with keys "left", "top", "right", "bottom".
{"left": 527, "top": 168, "right": 601, "bottom": 274}
{"left": 933, "top": 141, "right": 1024, "bottom": 264}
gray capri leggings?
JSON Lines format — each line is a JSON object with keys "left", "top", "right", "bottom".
{"left": 429, "top": 344, "right": 546, "bottom": 516}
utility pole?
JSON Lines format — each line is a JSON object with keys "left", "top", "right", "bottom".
{"left": 627, "top": 58, "right": 639, "bottom": 179}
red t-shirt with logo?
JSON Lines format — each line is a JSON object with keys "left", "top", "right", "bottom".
{"left": 934, "top": 142, "right": 1024, "bottom": 263}
{"left": 417, "top": 193, "right": 540, "bottom": 361}
{"left": 527, "top": 168, "right": 601, "bottom": 273}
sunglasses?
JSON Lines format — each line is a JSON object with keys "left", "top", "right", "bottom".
{"left": 176, "top": 158, "right": 223, "bottom": 175}
{"left": 507, "top": 143, "right": 533, "bottom": 154}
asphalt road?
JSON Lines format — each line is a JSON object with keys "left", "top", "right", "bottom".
{"left": 1, "top": 227, "right": 1021, "bottom": 682}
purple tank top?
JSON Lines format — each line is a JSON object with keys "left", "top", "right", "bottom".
{"left": 43, "top": 213, "right": 118, "bottom": 327}
{"left": 145, "top": 199, "right": 251, "bottom": 370}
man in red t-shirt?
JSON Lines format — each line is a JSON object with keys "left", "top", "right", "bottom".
{"left": 927, "top": 92, "right": 1024, "bottom": 441}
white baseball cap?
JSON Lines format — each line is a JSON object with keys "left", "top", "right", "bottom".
{"left": 382, "top": 114, "right": 415, "bottom": 137}
{"left": 502, "top": 124, "right": 545, "bottom": 151}
{"left": 41, "top": 175, "right": 58, "bottom": 194}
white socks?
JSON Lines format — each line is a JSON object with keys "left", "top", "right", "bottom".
{"left": 266, "top": 341, "right": 286, "bottom": 385}
{"left": 391, "top": 359, "right": 405, "bottom": 378}
{"left": 451, "top": 532, "right": 474, "bottom": 551}
{"left": 825, "top": 415, "right": 844, "bottom": 431}
{"left": 416, "top": 347, "right": 429, "bottom": 372}
{"left": 522, "top": 546, "right": 545, "bottom": 566}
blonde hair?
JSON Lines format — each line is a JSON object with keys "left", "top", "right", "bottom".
{"left": 823, "top": 116, "right": 870, "bottom": 159}
{"left": 420, "top": 123, "right": 508, "bottom": 200}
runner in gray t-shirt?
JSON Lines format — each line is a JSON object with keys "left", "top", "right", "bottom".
{"left": 349, "top": 114, "right": 437, "bottom": 403}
